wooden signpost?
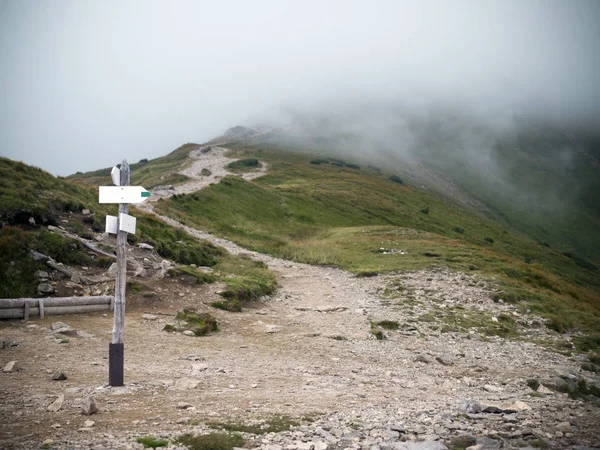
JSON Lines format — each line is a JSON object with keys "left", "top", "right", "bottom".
{"left": 99, "top": 160, "right": 150, "bottom": 386}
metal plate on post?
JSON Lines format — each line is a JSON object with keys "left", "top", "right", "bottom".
{"left": 105, "top": 215, "right": 118, "bottom": 234}
{"left": 118, "top": 213, "right": 136, "bottom": 234}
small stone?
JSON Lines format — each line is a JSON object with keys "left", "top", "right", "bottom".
{"left": 176, "top": 402, "right": 193, "bottom": 409}
{"left": 48, "top": 395, "right": 65, "bottom": 412}
{"left": 191, "top": 363, "right": 208, "bottom": 375}
{"left": 415, "top": 355, "right": 433, "bottom": 364}
{"left": 171, "top": 378, "right": 199, "bottom": 390}
{"left": 138, "top": 243, "right": 154, "bottom": 250}
{"left": 265, "top": 325, "right": 281, "bottom": 333}
{"left": 52, "top": 372, "right": 67, "bottom": 381}
{"left": 251, "top": 383, "right": 258, "bottom": 388}
{"left": 28, "top": 217, "right": 36, "bottom": 225}
{"left": 176, "top": 417, "right": 191, "bottom": 424}
{"left": 2, "top": 360, "right": 19, "bottom": 373}
{"left": 38, "top": 283, "right": 55, "bottom": 294}
{"left": 82, "top": 209, "right": 91, "bottom": 215}
{"left": 51, "top": 423, "right": 61, "bottom": 429}
{"left": 81, "top": 395, "right": 98, "bottom": 415}
{"left": 142, "top": 314, "right": 158, "bottom": 321}
{"left": 556, "top": 422, "right": 571, "bottom": 433}
{"left": 35, "top": 270, "right": 49, "bottom": 279}
{"left": 51, "top": 322, "right": 71, "bottom": 331}
{"left": 84, "top": 420, "right": 95, "bottom": 428}
{"left": 537, "top": 384, "right": 553, "bottom": 394}
{"left": 314, "top": 442, "right": 328, "bottom": 450}
{"left": 42, "top": 439, "right": 54, "bottom": 446}
{"left": 436, "top": 354, "right": 454, "bottom": 365}
{"left": 183, "top": 330, "right": 195, "bottom": 336}
{"left": 483, "top": 384, "right": 503, "bottom": 393}
{"left": 76, "top": 330, "right": 94, "bottom": 338}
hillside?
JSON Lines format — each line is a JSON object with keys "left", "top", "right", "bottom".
{"left": 2, "top": 143, "right": 600, "bottom": 449}
{"left": 214, "top": 115, "right": 600, "bottom": 264}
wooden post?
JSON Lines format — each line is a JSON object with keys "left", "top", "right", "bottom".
{"left": 39, "top": 298, "right": 45, "bottom": 319}
{"left": 109, "top": 159, "right": 129, "bottom": 387}
{"left": 23, "top": 300, "right": 30, "bottom": 320}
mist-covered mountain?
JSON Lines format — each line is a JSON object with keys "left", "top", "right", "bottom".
{"left": 213, "top": 106, "right": 600, "bottom": 262}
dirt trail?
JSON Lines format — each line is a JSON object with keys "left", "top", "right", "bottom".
{"left": 1, "top": 148, "right": 599, "bottom": 449}
{"left": 149, "top": 146, "right": 266, "bottom": 200}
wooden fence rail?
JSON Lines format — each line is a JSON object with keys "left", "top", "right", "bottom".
{"left": 0, "top": 296, "right": 113, "bottom": 320}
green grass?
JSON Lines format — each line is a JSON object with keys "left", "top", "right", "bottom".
{"left": 67, "top": 143, "right": 197, "bottom": 189}
{"left": 168, "top": 266, "right": 218, "bottom": 284}
{"left": 175, "top": 433, "right": 244, "bottom": 450}
{"left": 208, "top": 415, "right": 299, "bottom": 435}
{"left": 0, "top": 157, "right": 278, "bottom": 303}
{"left": 153, "top": 144, "right": 600, "bottom": 350}
{"left": 175, "top": 309, "right": 219, "bottom": 335}
{"left": 227, "top": 158, "right": 261, "bottom": 171}
{"left": 136, "top": 436, "right": 169, "bottom": 448}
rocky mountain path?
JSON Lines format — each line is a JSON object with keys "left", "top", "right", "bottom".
{"left": 1, "top": 147, "right": 599, "bottom": 449}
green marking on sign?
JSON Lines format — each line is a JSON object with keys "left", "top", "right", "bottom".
{"left": 141, "top": 192, "right": 151, "bottom": 198}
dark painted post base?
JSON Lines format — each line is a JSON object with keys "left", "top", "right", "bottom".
{"left": 109, "top": 343, "right": 124, "bottom": 386}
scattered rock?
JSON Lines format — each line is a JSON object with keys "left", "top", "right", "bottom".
{"left": 191, "top": 363, "right": 208, "bottom": 375}
{"left": 266, "top": 325, "right": 282, "bottom": 334}
{"left": 84, "top": 420, "right": 95, "bottom": 428}
{"left": 35, "top": 270, "right": 49, "bottom": 279}
{"left": 51, "top": 322, "right": 71, "bottom": 331}
{"left": 436, "top": 354, "right": 454, "bottom": 365}
{"left": 82, "top": 209, "right": 91, "bottom": 215}
{"left": 183, "top": 330, "right": 196, "bottom": 336}
{"left": 52, "top": 372, "right": 67, "bottom": 381}
{"left": 142, "top": 314, "right": 158, "bottom": 321}
{"left": 81, "top": 396, "right": 98, "bottom": 415}
{"left": 76, "top": 331, "right": 94, "bottom": 338}
{"left": 138, "top": 243, "right": 154, "bottom": 250}
{"left": 0, "top": 339, "right": 19, "bottom": 349}
{"left": 2, "top": 360, "right": 19, "bottom": 373}
{"left": 556, "top": 421, "right": 571, "bottom": 433}
{"left": 415, "top": 355, "right": 433, "bottom": 364}
{"left": 171, "top": 378, "right": 200, "bottom": 390}
{"left": 176, "top": 402, "right": 193, "bottom": 409}
{"left": 37, "top": 283, "right": 55, "bottom": 294}
{"left": 483, "top": 384, "right": 503, "bottom": 393}
{"left": 47, "top": 395, "right": 65, "bottom": 412}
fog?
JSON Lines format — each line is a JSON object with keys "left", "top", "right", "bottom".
{"left": 1, "top": 0, "right": 599, "bottom": 176}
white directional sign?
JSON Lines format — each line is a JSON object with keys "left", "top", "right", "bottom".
{"left": 105, "top": 213, "right": 137, "bottom": 234}
{"left": 118, "top": 213, "right": 136, "bottom": 234}
{"left": 111, "top": 167, "right": 121, "bottom": 186}
{"left": 105, "top": 215, "right": 118, "bottom": 234}
{"left": 99, "top": 186, "right": 151, "bottom": 204}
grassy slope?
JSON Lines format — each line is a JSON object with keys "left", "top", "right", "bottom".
{"left": 67, "top": 143, "right": 198, "bottom": 189}
{"left": 0, "top": 157, "right": 274, "bottom": 302}
{"left": 153, "top": 145, "right": 600, "bottom": 350}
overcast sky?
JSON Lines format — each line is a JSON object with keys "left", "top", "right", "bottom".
{"left": 1, "top": 0, "right": 599, "bottom": 176}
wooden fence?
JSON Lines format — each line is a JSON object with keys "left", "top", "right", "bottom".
{"left": 0, "top": 296, "right": 113, "bottom": 320}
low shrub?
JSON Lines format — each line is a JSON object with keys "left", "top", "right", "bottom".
{"left": 175, "top": 433, "right": 244, "bottom": 450}
{"left": 484, "top": 237, "right": 494, "bottom": 244}
{"left": 211, "top": 300, "right": 242, "bottom": 312}
{"left": 452, "top": 226, "right": 464, "bottom": 234}
{"left": 136, "top": 436, "right": 168, "bottom": 448}
{"left": 227, "top": 158, "right": 260, "bottom": 170}
{"left": 420, "top": 206, "right": 429, "bottom": 214}
{"left": 389, "top": 175, "right": 403, "bottom": 184}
